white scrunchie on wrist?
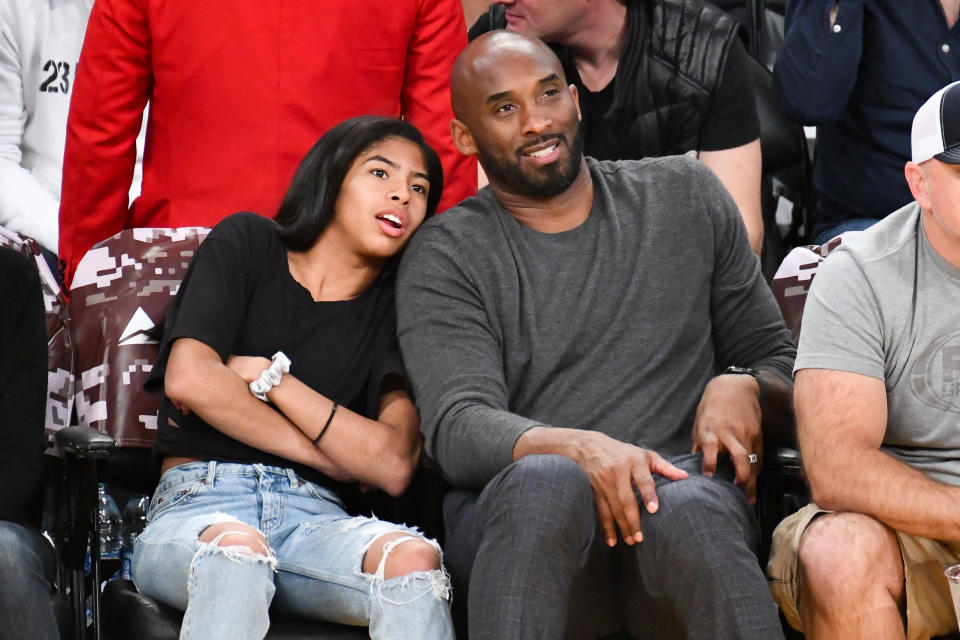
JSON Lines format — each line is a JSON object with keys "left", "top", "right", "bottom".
{"left": 249, "top": 351, "right": 291, "bottom": 401}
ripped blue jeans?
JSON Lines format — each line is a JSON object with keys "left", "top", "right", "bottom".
{"left": 132, "top": 461, "right": 453, "bottom": 640}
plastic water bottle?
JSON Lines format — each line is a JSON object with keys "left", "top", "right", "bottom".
{"left": 97, "top": 483, "right": 122, "bottom": 558}
{"left": 120, "top": 495, "right": 150, "bottom": 580}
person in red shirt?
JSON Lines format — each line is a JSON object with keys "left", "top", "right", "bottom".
{"left": 58, "top": 0, "right": 476, "bottom": 288}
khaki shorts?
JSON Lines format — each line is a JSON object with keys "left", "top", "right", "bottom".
{"left": 766, "top": 503, "right": 960, "bottom": 640}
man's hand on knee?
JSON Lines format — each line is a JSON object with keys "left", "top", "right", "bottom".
{"left": 691, "top": 373, "right": 762, "bottom": 503}
{"left": 570, "top": 431, "right": 688, "bottom": 548}
{"left": 513, "top": 427, "right": 688, "bottom": 547}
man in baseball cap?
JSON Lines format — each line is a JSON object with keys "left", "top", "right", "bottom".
{"left": 912, "top": 80, "right": 960, "bottom": 165}
{"left": 766, "top": 81, "right": 960, "bottom": 639}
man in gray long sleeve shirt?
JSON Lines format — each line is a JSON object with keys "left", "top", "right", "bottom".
{"left": 397, "top": 31, "right": 796, "bottom": 639}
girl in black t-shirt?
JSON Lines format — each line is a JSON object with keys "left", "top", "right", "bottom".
{"left": 133, "top": 117, "right": 454, "bottom": 639}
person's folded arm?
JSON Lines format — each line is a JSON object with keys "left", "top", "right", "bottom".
{"left": 797, "top": 367, "right": 960, "bottom": 541}
{"left": 225, "top": 356, "right": 421, "bottom": 497}
{"left": 163, "top": 338, "right": 355, "bottom": 483}
{"left": 774, "top": 0, "right": 864, "bottom": 125}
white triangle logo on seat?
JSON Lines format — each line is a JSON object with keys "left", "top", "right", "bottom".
{"left": 118, "top": 307, "right": 158, "bottom": 345}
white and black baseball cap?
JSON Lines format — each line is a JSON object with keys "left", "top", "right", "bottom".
{"left": 912, "top": 80, "right": 960, "bottom": 164}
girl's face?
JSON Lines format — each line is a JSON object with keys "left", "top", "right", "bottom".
{"left": 330, "top": 137, "right": 431, "bottom": 261}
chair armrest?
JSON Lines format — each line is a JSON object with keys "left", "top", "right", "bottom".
{"left": 762, "top": 445, "right": 808, "bottom": 490}
{"left": 756, "top": 445, "right": 810, "bottom": 567}
{"left": 771, "top": 446, "right": 803, "bottom": 474}
{"left": 56, "top": 425, "right": 118, "bottom": 459}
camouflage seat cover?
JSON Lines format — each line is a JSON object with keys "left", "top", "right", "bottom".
{"left": 0, "top": 226, "right": 74, "bottom": 451}
{"left": 770, "top": 233, "right": 856, "bottom": 344}
{"left": 70, "top": 228, "right": 210, "bottom": 447}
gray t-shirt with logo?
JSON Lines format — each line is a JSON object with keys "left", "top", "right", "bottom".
{"left": 796, "top": 201, "right": 960, "bottom": 486}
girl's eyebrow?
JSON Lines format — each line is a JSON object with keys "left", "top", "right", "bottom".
{"left": 365, "top": 154, "right": 397, "bottom": 168}
{"left": 365, "top": 155, "right": 429, "bottom": 181}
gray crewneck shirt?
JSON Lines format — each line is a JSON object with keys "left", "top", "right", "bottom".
{"left": 796, "top": 202, "right": 960, "bottom": 486}
{"left": 398, "top": 156, "right": 796, "bottom": 489}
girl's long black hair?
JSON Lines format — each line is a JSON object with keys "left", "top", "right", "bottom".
{"left": 274, "top": 116, "right": 444, "bottom": 251}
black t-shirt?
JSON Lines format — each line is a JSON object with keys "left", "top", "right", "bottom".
{"left": 574, "top": 36, "right": 759, "bottom": 160}
{"left": 147, "top": 213, "right": 405, "bottom": 489}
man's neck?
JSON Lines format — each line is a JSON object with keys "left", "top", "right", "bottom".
{"left": 942, "top": 0, "right": 960, "bottom": 28}
{"left": 922, "top": 209, "right": 960, "bottom": 268}
{"left": 558, "top": 0, "right": 628, "bottom": 92}
{"left": 491, "top": 160, "right": 595, "bottom": 234}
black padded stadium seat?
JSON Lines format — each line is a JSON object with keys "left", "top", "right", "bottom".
{"left": 103, "top": 579, "right": 368, "bottom": 640}
{"left": 748, "top": 51, "right": 814, "bottom": 280}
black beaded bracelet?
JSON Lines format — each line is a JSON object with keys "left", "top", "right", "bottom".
{"left": 312, "top": 402, "right": 339, "bottom": 445}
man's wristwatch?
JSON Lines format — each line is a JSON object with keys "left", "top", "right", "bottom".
{"left": 722, "top": 366, "right": 764, "bottom": 404}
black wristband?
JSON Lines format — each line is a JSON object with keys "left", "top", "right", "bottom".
{"left": 312, "top": 402, "right": 339, "bottom": 445}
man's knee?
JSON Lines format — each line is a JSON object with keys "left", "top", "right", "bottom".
{"left": 797, "top": 512, "right": 903, "bottom": 600}
{"left": 486, "top": 454, "right": 592, "bottom": 513}
{"left": 481, "top": 454, "right": 594, "bottom": 543}
{"left": 643, "top": 474, "right": 752, "bottom": 548}
{"left": 198, "top": 521, "right": 270, "bottom": 557}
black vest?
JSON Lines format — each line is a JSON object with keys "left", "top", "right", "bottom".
{"left": 471, "top": 0, "right": 741, "bottom": 158}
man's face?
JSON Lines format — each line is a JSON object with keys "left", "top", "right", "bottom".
{"left": 920, "top": 159, "right": 960, "bottom": 244}
{"left": 454, "top": 46, "right": 584, "bottom": 199}
{"left": 495, "top": 0, "right": 583, "bottom": 42}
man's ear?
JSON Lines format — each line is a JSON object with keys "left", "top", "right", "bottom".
{"left": 569, "top": 84, "right": 582, "bottom": 122}
{"left": 905, "top": 161, "right": 932, "bottom": 211}
{"left": 450, "top": 119, "right": 478, "bottom": 156}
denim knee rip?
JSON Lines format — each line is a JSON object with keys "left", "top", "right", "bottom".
{"left": 187, "top": 515, "right": 278, "bottom": 595}
{"left": 330, "top": 514, "right": 451, "bottom": 604}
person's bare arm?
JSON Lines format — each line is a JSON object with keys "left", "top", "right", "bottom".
{"left": 227, "top": 355, "right": 421, "bottom": 497}
{"left": 164, "top": 338, "right": 354, "bottom": 482}
{"left": 513, "top": 427, "right": 688, "bottom": 548}
{"left": 699, "top": 139, "right": 763, "bottom": 255}
{"left": 797, "top": 368, "right": 960, "bottom": 541}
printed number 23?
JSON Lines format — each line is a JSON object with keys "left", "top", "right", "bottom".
{"left": 39, "top": 60, "right": 71, "bottom": 94}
